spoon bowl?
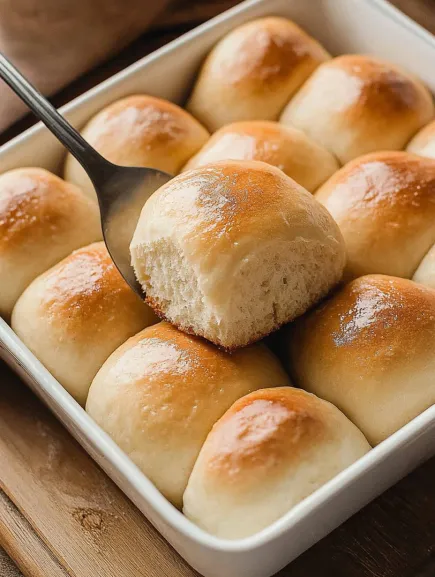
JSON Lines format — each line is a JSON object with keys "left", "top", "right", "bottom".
{"left": 97, "top": 164, "right": 171, "bottom": 295}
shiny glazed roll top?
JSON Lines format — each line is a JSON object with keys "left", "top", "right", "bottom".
{"left": 280, "top": 55, "right": 434, "bottom": 163}
{"left": 187, "top": 17, "right": 330, "bottom": 131}
{"left": 315, "top": 151, "right": 435, "bottom": 280}
{"left": 183, "top": 387, "right": 370, "bottom": 539}
{"left": 285, "top": 274, "right": 435, "bottom": 445}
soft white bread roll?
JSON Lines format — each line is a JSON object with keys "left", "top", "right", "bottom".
{"left": 315, "top": 151, "right": 435, "bottom": 280}
{"left": 407, "top": 119, "right": 435, "bottom": 159}
{"left": 286, "top": 274, "right": 435, "bottom": 445}
{"left": 280, "top": 55, "right": 434, "bottom": 164}
{"left": 11, "top": 242, "right": 156, "bottom": 405}
{"left": 86, "top": 321, "right": 290, "bottom": 507}
{"left": 413, "top": 243, "right": 435, "bottom": 288}
{"left": 186, "top": 17, "right": 330, "bottom": 132}
{"left": 131, "top": 160, "right": 346, "bottom": 350}
{"left": 182, "top": 121, "right": 339, "bottom": 192}
{"left": 183, "top": 387, "right": 370, "bottom": 539}
{"left": 64, "top": 95, "right": 209, "bottom": 198}
{"left": 0, "top": 167, "right": 101, "bottom": 319}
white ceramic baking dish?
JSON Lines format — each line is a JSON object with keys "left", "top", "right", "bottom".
{"left": 1, "top": 1, "right": 435, "bottom": 575}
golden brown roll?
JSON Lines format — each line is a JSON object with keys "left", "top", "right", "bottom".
{"left": 285, "top": 274, "right": 435, "bottom": 445}
{"left": 11, "top": 242, "right": 156, "bottom": 405}
{"left": 407, "top": 118, "right": 435, "bottom": 159}
{"left": 280, "top": 55, "right": 434, "bottom": 163}
{"left": 183, "top": 387, "right": 370, "bottom": 539}
{"left": 131, "top": 160, "right": 346, "bottom": 350}
{"left": 86, "top": 321, "right": 290, "bottom": 507}
{"left": 182, "top": 121, "right": 339, "bottom": 192}
{"left": 0, "top": 167, "right": 101, "bottom": 319}
{"left": 186, "top": 17, "right": 330, "bottom": 132}
{"left": 315, "top": 151, "right": 435, "bottom": 280}
{"left": 64, "top": 95, "right": 209, "bottom": 198}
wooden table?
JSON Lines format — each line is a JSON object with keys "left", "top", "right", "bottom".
{"left": 2, "top": 1, "right": 435, "bottom": 576}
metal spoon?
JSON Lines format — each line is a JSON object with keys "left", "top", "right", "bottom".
{"left": 0, "top": 53, "right": 172, "bottom": 298}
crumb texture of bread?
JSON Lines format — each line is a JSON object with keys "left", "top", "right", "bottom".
{"left": 131, "top": 160, "right": 346, "bottom": 349}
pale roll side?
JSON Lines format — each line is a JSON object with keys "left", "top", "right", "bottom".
{"left": 407, "top": 118, "right": 435, "bottom": 159}
{"left": 413, "top": 243, "right": 435, "bottom": 288}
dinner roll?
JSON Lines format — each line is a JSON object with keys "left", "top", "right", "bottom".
{"left": 12, "top": 242, "right": 156, "bottom": 405}
{"left": 315, "top": 151, "right": 435, "bottom": 280}
{"left": 131, "top": 160, "right": 346, "bottom": 350}
{"left": 280, "top": 55, "right": 434, "bottom": 163}
{"left": 286, "top": 274, "right": 435, "bottom": 445}
{"left": 86, "top": 321, "right": 290, "bottom": 507}
{"left": 182, "top": 121, "right": 339, "bottom": 192}
{"left": 186, "top": 17, "right": 330, "bottom": 131}
{"left": 64, "top": 95, "right": 209, "bottom": 198}
{"left": 0, "top": 167, "right": 101, "bottom": 319}
{"left": 183, "top": 387, "right": 370, "bottom": 539}
{"left": 407, "top": 119, "right": 435, "bottom": 159}
{"left": 413, "top": 243, "right": 435, "bottom": 288}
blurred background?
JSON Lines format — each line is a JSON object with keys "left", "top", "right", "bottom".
{"left": 0, "top": 0, "right": 430, "bottom": 143}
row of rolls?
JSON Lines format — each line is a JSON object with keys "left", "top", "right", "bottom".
{"left": 2, "top": 15, "right": 435, "bottom": 539}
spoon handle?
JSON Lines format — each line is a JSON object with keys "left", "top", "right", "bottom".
{"left": 0, "top": 52, "right": 111, "bottom": 182}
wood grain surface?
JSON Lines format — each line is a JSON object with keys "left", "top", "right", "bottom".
{"left": 0, "top": 491, "right": 69, "bottom": 577}
{"left": 0, "top": 364, "right": 195, "bottom": 577}
{"left": 1, "top": 1, "right": 435, "bottom": 576}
